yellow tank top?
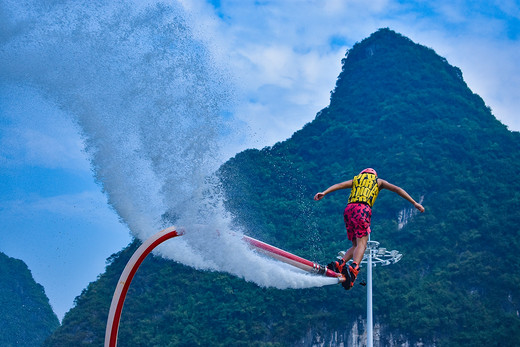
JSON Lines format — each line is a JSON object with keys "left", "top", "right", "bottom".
{"left": 348, "top": 172, "right": 380, "bottom": 207}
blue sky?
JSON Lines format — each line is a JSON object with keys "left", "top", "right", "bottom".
{"left": 1, "top": 0, "right": 519, "bottom": 321}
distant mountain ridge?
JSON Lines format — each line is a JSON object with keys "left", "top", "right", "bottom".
{"left": 46, "top": 28, "right": 520, "bottom": 346}
{"left": 0, "top": 251, "right": 59, "bottom": 346}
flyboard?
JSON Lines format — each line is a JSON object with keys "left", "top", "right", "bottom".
{"left": 241, "top": 234, "right": 346, "bottom": 282}
{"left": 105, "top": 226, "right": 344, "bottom": 347}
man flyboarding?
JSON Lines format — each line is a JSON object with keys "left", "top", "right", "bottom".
{"left": 314, "top": 168, "right": 425, "bottom": 290}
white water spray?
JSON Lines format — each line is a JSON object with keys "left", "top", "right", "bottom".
{"left": 1, "top": 0, "right": 336, "bottom": 289}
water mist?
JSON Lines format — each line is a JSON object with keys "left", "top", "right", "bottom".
{"left": 0, "top": 0, "right": 337, "bottom": 289}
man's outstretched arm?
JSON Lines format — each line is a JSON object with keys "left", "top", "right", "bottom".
{"left": 314, "top": 180, "right": 353, "bottom": 201}
{"left": 379, "top": 179, "right": 425, "bottom": 212}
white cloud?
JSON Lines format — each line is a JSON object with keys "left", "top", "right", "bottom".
{"left": 182, "top": 0, "right": 520, "bottom": 150}
{"left": 0, "top": 190, "right": 117, "bottom": 223}
{"left": 0, "top": 84, "right": 90, "bottom": 170}
{"left": 496, "top": 0, "right": 520, "bottom": 18}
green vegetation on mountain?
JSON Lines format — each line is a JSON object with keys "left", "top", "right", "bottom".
{"left": 46, "top": 28, "right": 520, "bottom": 346}
{"left": 0, "top": 252, "right": 60, "bottom": 346}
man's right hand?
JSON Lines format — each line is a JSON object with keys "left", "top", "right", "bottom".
{"left": 314, "top": 192, "right": 325, "bottom": 201}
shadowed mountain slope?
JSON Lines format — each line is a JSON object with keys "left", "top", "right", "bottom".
{"left": 0, "top": 252, "right": 60, "bottom": 346}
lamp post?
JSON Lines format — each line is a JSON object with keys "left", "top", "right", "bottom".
{"left": 359, "top": 236, "right": 402, "bottom": 347}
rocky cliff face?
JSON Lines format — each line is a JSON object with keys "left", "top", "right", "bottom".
{"left": 299, "top": 320, "right": 431, "bottom": 347}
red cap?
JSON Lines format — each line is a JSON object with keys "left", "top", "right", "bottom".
{"left": 360, "top": 168, "right": 377, "bottom": 176}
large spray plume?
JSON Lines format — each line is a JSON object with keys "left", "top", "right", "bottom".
{"left": 1, "top": 0, "right": 337, "bottom": 288}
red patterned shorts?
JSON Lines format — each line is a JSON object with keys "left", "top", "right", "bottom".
{"left": 344, "top": 203, "right": 372, "bottom": 241}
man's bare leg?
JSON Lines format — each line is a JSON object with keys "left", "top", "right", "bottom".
{"left": 352, "top": 235, "right": 368, "bottom": 266}
{"left": 342, "top": 238, "right": 357, "bottom": 262}
{"left": 341, "top": 235, "right": 367, "bottom": 290}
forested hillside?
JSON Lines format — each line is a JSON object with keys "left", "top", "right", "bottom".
{"left": 46, "top": 29, "right": 520, "bottom": 346}
{"left": 219, "top": 28, "right": 520, "bottom": 345}
{"left": 0, "top": 252, "right": 60, "bottom": 346}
